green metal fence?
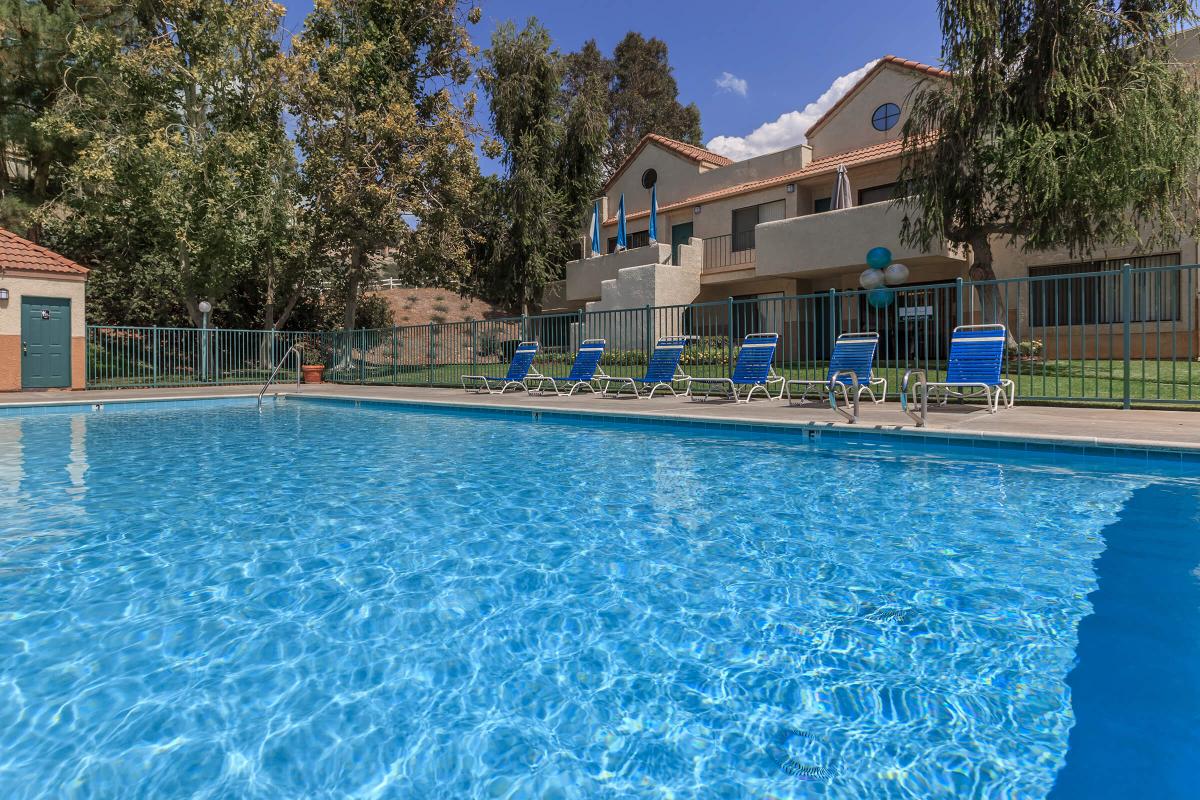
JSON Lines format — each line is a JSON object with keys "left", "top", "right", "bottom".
{"left": 87, "top": 262, "right": 1200, "bottom": 407}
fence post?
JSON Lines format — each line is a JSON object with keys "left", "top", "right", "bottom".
{"left": 428, "top": 322, "right": 435, "bottom": 386}
{"left": 391, "top": 326, "right": 398, "bottom": 384}
{"left": 726, "top": 296, "right": 735, "bottom": 373}
{"left": 472, "top": 320, "right": 478, "bottom": 376}
{"left": 152, "top": 328, "right": 159, "bottom": 387}
{"left": 645, "top": 304, "right": 652, "bottom": 355}
{"left": 214, "top": 328, "right": 220, "bottom": 384}
{"left": 827, "top": 288, "right": 837, "bottom": 350}
{"left": 358, "top": 329, "right": 366, "bottom": 384}
{"left": 578, "top": 307, "right": 585, "bottom": 345}
{"left": 955, "top": 277, "right": 964, "bottom": 329}
{"left": 1122, "top": 262, "right": 1132, "bottom": 410}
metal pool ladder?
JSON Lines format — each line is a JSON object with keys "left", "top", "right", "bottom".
{"left": 258, "top": 344, "right": 302, "bottom": 406}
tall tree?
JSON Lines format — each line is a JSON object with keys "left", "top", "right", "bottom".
{"left": 606, "top": 32, "right": 701, "bottom": 174}
{"left": 0, "top": 1, "right": 139, "bottom": 236}
{"left": 899, "top": 0, "right": 1200, "bottom": 322}
{"left": 482, "top": 19, "right": 566, "bottom": 314}
{"left": 287, "top": 0, "right": 481, "bottom": 330}
{"left": 37, "top": 0, "right": 300, "bottom": 328}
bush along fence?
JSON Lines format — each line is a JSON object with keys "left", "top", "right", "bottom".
{"left": 87, "top": 262, "right": 1200, "bottom": 408}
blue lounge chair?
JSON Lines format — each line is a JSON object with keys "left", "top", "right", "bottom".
{"left": 908, "top": 324, "right": 1015, "bottom": 413}
{"left": 686, "top": 332, "right": 782, "bottom": 403}
{"left": 602, "top": 337, "right": 690, "bottom": 398}
{"left": 530, "top": 339, "right": 609, "bottom": 396}
{"left": 461, "top": 340, "right": 542, "bottom": 394}
{"left": 784, "top": 331, "right": 886, "bottom": 406}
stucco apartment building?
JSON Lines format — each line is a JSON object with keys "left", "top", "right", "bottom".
{"left": 544, "top": 46, "right": 1200, "bottom": 359}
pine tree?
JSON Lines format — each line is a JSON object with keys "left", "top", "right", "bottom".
{"left": 606, "top": 32, "right": 701, "bottom": 175}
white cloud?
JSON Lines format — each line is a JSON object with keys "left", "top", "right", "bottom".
{"left": 714, "top": 71, "right": 749, "bottom": 97}
{"left": 705, "top": 59, "right": 880, "bottom": 161}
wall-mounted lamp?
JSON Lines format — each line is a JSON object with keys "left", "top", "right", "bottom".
{"left": 786, "top": 183, "right": 796, "bottom": 193}
{"left": 693, "top": 206, "right": 702, "bottom": 215}
{"left": 0, "top": 288, "right": 9, "bottom": 301}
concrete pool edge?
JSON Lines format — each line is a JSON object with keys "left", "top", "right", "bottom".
{"left": 280, "top": 391, "right": 1200, "bottom": 462}
{"left": 2, "top": 386, "right": 1199, "bottom": 463}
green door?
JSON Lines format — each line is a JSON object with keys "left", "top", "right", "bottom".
{"left": 670, "top": 222, "right": 693, "bottom": 266}
{"left": 22, "top": 296, "right": 72, "bottom": 388}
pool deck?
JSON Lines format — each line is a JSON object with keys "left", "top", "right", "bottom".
{"left": 2, "top": 383, "right": 1199, "bottom": 454}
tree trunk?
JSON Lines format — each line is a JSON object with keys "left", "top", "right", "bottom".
{"left": 966, "top": 234, "right": 1017, "bottom": 346}
{"left": 343, "top": 244, "right": 362, "bottom": 331}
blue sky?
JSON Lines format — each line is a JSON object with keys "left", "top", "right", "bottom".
{"left": 279, "top": 1, "right": 942, "bottom": 165}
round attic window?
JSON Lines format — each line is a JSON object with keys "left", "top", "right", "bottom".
{"left": 641, "top": 168, "right": 657, "bottom": 189}
{"left": 871, "top": 102, "right": 901, "bottom": 131}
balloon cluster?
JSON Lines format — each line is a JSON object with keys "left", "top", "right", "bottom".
{"left": 858, "top": 247, "right": 909, "bottom": 308}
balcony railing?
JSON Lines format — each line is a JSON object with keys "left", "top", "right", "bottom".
{"left": 703, "top": 231, "right": 756, "bottom": 271}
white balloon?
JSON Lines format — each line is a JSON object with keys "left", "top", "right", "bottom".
{"left": 859, "top": 268, "right": 886, "bottom": 290}
{"left": 883, "top": 262, "right": 910, "bottom": 286}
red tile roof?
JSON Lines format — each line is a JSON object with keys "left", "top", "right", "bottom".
{"left": 805, "top": 55, "right": 950, "bottom": 138}
{"left": 603, "top": 133, "right": 734, "bottom": 192}
{"left": 604, "top": 137, "right": 911, "bottom": 225}
{"left": 0, "top": 227, "right": 89, "bottom": 276}
{"left": 643, "top": 133, "right": 734, "bottom": 168}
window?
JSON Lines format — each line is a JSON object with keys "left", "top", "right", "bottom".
{"left": 606, "top": 230, "right": 650, "bottom": 253}
{"left": 872, "top": 102, "right": 900, "bottom": 131}
{"left": 641, "top": 168, "right": 657, "bottom": 189}
{"left": 1028, "top": 253, "right": 1181, "bottom": 326}
{"left": 813, "top": 197, "right": 831, "bottom": 213}
{"left": 730, "top": 199, "right": 785, "bottom": 252}
{"left": 858, "top": 182, "right": 898, "bottom": 206}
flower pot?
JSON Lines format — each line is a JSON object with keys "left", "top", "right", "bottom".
{"left": 301, "top": 364, "right": 325, "bottom": 384}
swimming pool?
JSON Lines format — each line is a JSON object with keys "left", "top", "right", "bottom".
{"left": 0, "top": 396, "right": 1196, "bottom": 798}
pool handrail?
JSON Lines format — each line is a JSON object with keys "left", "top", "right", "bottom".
{"left": 921, "top": 324, "right": 1015, "bottom": 413}
{"left": 784, "top": 331, "right": 886, "bottom": 408}
{"left": 257, "top": 344, "right": 301, "bottom": 406}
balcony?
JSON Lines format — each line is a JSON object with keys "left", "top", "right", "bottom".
{"left": 701, "top": 232, "right": 756, "bottom": 273}
{"left": 564, "top": 242, "right": 672, "bottom": 302}
{"left": 754, "top": 199, "right": 966, "bottom": 278}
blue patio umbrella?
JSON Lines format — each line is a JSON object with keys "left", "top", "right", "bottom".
{"left": 648, "top": 184, "right": 658, "bottom": 243}
{"left": 616, "top": 194, "right": 628, "bottom": 250}
{"left": 590, "top": 202, "right": 601, "bottom": 256}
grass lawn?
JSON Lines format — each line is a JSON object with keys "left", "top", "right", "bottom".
{"left": 313, "top": 357, "right": 1200, "bottom": 406}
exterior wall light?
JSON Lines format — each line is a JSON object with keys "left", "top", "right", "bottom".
{"left": 786, "top": 183, "right": 796, "bottom": 193}
{"left": 0, "top": 288, "right": 8, "bottom": 301}
{"left": 693, "top": 206, "right": 702, "bottom": 215}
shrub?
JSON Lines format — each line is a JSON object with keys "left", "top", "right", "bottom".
{"left": 1009, "top": 339, "right": 1044, "bottom": 359}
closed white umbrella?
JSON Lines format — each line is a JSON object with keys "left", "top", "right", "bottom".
{"left": 830, "top": 164, "right": 853, "bottom": 210}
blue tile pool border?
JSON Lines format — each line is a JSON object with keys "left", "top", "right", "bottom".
{"left": 0, "top": 395, "right": 259, "bottom": 417}
{"left": 1, "top": 391, "right": 1197, "bottom": 468}
{"left": 286, "top": 394, "right": 1200, "bottom": 468}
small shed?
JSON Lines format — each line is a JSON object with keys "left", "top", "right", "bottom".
{"left": 0, "top": 227, "right": 89, "bottom": 391}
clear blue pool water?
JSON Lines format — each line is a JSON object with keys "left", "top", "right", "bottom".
{"left": 0, "top": 397, "right": 1197, "bottom": 799}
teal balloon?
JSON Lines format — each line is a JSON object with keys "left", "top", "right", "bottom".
{"left": 867, "top": 287, "right": 895, "bottom": 308}
{"left": 866, "top": 246, "right": 892, "bottom": 269}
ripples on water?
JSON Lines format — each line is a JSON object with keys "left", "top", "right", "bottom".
{"left": 0, "top": 400, "right": 1150, "bottom": 798}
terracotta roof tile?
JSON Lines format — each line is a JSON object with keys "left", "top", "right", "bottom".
{"left": 602, "top": 133, "right": 734, "bottom": 193}
{"left": 805, "top": 54, "right": 949, "bottom": 138}
{"left": 0, "top": 227, "right": 89, "bottom": 276}
{"left": 604, "top": 137, "right": 911, "bottom": 225}
{"left": 643, "top": 133, "right": 734, "bottom": 168}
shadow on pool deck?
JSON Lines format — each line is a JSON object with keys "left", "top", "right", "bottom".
{"left": 1051, "top": 483, "right": 1200, "bottom": 799}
